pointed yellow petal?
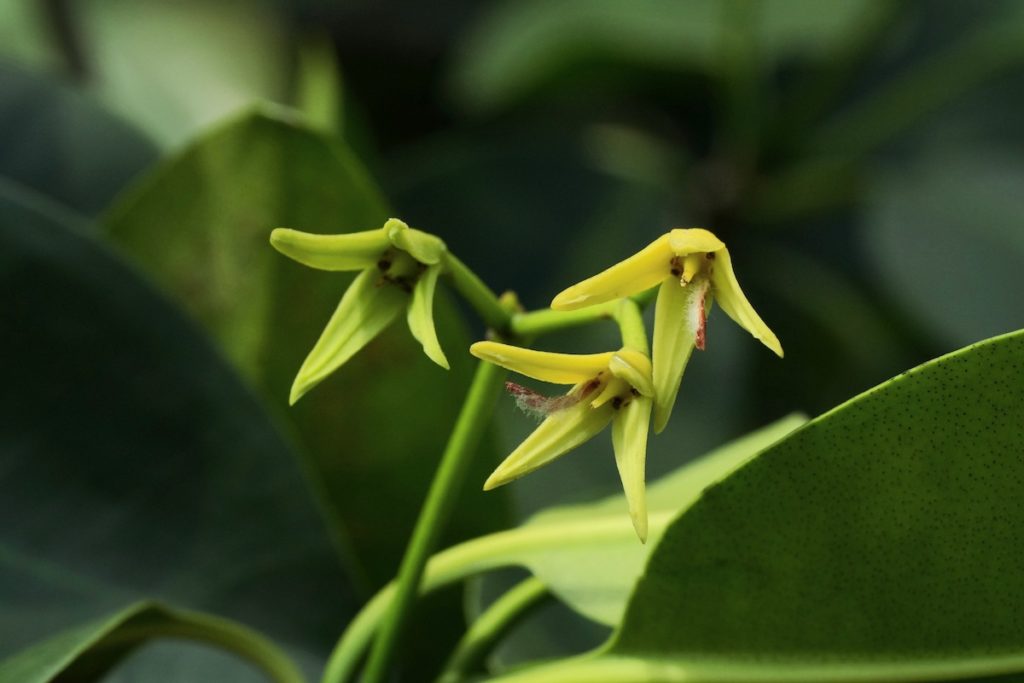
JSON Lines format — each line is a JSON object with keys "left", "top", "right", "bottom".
{"left": 470, "top": 342, "right": 613, "bottom": 384}
{"left": 651, "top": 278, "right": 706, "bottom": 433}
{"left": 609, "top": 349, "right": 654, "bottom": 397}
{"left": 290, "top": 269, "right": 405, "bottom": 404}
{"left": 611, "top": 396, "right": 651, "bottom": 542}
{"left": 385, "top": 218, "right": 446, "bottom": 265}
{"left": 550, "top": 234, "right": 674, "bottom": 310}
{"left": 667, "top": 228, "right": 725, "bottom": 256}
{"left": 484, "top": 400, "right": 614, "bottom": 490}
{"left": 710, "top": 247, "right": 783, "bottom": 358}
{"left": 407, "top": 265, "right": 449, "bottom": 369}
{"left": 270, "top": 227, "right": 388, "bottom": 271}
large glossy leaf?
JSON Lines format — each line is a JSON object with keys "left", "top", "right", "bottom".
{"left": 451, "top": 0, "right": 882, "bottom": 111}
{"left": 0, "top": 602, "right": 300, "bottom": 683}
{"left": 104, "top": 109, "right": 509, "bottom": 590}
{"left": 500, "top": 329, "right": 1024, "bottom": 681}
{"left": 0, "top": 59, "right": 157, "bottom": 217}
{"left": 0, "top": 187, "right": 354, "bottom": 673}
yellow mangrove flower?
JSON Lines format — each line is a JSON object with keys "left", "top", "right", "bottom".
{"left": 551, "top": 229, "right": 782, "bottom": 433}
{"left": 471, "top": 341, "right": 654, "bottom": 542}
{"left": 271, "top": 218, "right": 449, "bottom": 405}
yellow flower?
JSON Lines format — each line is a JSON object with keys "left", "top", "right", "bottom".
{"left": 551, "top": 229, "right": 782, "bottom": 433}
{"left": 471, "top": 341, "right": 654, "bottom": 542}
{"left": 271, "top": 218, "right": 449, "bottom": 404}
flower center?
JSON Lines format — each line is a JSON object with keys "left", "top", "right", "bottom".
{"left": 377, "top": 248, "right": 425, "bottom": 292}
{"left": 669, "top": 252, "right": 715, "bottom": 285}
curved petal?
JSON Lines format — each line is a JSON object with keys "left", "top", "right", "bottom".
{"left": 290, "top": 269, "right": 405, "bottom": 404}
{"left": 550, "top": 235, "right": 673, "bottom": 310}
{"left": 611, "top": 396, "right": 652, "bottom": 542}
{"left": 270, "top": 227, "right": 388, "bottom": 271}
{"left": 609, "top": 349, "right": 654, "bottom": 397}
{"left": 406, "top": 264, "right": 449, "bottom": 369}
{"left": 484, "top": 400, "right": 614, "bottom": 490}
{"left": 385, "top": 218, "right": 446, "bottom": 265}
{"left": 711, "top": 247, "right": 783, "bottom": 358}
{"left": 667, "top": 228, "right": 725, "bottom": 256}
{"left": 470, "top": 342, "right": 613, "bottom": 385}
{"left": 651, "top": 278, "right": 705, "bottom": 433}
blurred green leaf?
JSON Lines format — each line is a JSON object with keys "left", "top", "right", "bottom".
{"left": 0, "top": 59, "right": 157, "bottom": 217}
{"left": 76, "top": 0, "right": 290, "bottom": 148}
{"left": 451, "top": 0, "right": 881, "bottom": 111}
{"left": 0, "top": 2, "right": 58, "bottom": 70}
{"left": 507, "top": 329, "right": 1024, "bottom": 681}
{"left": 103, "top": 107, "right": 510, "bottom": 592}
{"left": 864, "top": 152, "right": 1024, "bottom": 348}
{"left": 0, "top": 602, "right": 301, "bottom": 683}
{"left": 0, "top": 186, "right": 354, "bottom": 670}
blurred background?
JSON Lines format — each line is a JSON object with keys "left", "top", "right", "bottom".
{"left": 2, "top": 0, "right": 1024, "bottom": 680}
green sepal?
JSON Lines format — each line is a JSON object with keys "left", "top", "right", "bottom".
{"left": 290, "top": 269, "right": 405, "bottom": 404}
{"left": 609, "top": 349, "right": 654, "bottom": 397}
{"left": 651, "top": 278, "right": 698, "bottom": 433}
{"left": 407, "top": 264, "right": 449, "bottom": 369}
{"left": 385, "top": 218, "right": 446, "bottom": 265}
{"left": 611, "top": 396, "right": 652, "bottom": 542}
{"left": 270, "top": 227, "right": 388, "bottom": 271}
{"left": 484, "top": 400, "right": 614, "bottom": 490}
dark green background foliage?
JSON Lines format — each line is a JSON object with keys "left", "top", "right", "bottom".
{"left": 2, "top": 0, "right": 1024, "bottom": 681}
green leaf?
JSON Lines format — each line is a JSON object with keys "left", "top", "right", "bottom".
{"left": 77, "top": 0, "right": 290, "bottom": 148}
{"left": 0, "top": 3, "right": 60, "bottom": 70}
{"left": 0, "top": 185, "right": 354, "bottom": 667}
{"left": 0, "top": 602, "right": 302, "bottom": 683}
{"left": 451, "top": 0, "right": 882, "bottom": 111}
{"left": 507, "top": 329, "right": 1024, "bottom": 681}
{"left": 0, "top": 59, "right": 157, "bottom": 216}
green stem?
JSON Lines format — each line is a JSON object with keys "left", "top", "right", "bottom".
{"left": 321, "top": 511, "right": 673, "bottom": 683}
{"left": 510, "top": 301, "right": 618, "bottom": 338}
{"left": 359, "top": 360, "right": 509, "bottom": 683}
{"left": 443, "top": 252, "right": 513, "bottom": 334}
{"left": 510, "top": 287, "right": 658, "bottom": 340}
{"left": 486, "top": 652, "right": 1024, "bottom": 683}
{"left": 436, "top": 577, "right": 550, "bottom": 683}
{"left": 612, "top": 299, "right": 648, "bottom": 354}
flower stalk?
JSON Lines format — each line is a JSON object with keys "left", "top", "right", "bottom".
{"left": 360, "top": 359, "right": 509, "bottom": 683}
